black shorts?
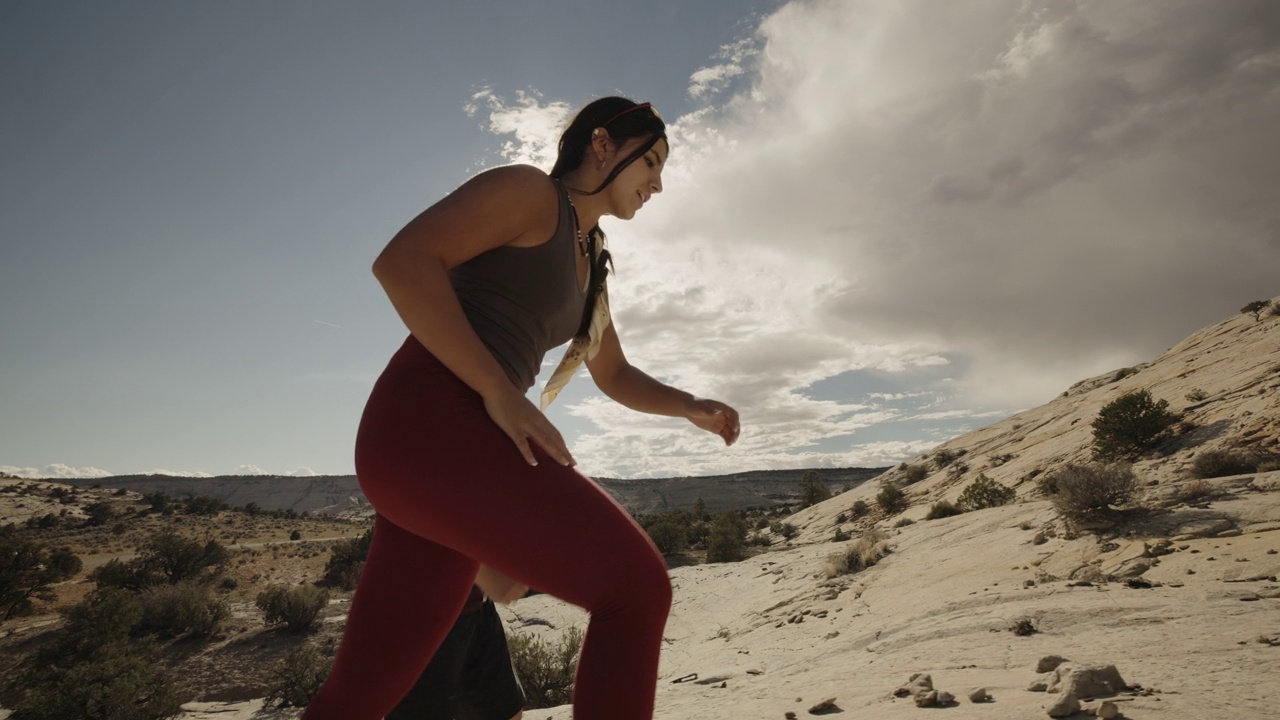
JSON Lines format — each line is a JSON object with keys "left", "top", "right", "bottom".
{"left": 386, "top": 599, "right": 525, "bottom": 720}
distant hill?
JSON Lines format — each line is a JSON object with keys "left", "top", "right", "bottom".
{"left": 58, "top": 466, "right": 889, "bottom": 519}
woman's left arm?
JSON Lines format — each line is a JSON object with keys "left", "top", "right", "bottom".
{"left": 586, "top": 323, "right": 741, "bottom": 446}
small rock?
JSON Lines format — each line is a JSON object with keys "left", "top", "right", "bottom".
{"left": 1046, "top": 694, "right": 1081, "bottom": 717}
{"left": 1268, "top": 548, "right": 1277, "bottom": 555}
{"left": 717, "top": 681, "right": 727, "bottom": 688}
{"left": 968, "top": 687, "right": 992, "bottom": 703}
{"left": 1037, "top": 655, "right": 1069, "bottom": 673}
{"left": 824, "top": 631, "right": 840, "bottom": 639}
{"left": 936, "top": 690, "right": 955, "bottom": 705}
{"left": 1027, "top": 680, "right": 1049, "bottom": 692}
{"left": 785, "top": 713, "right": 797, "bottom": 720}
{"left": 807, "top": 697, "right": 838, "bottom": 714}
{"left": 914, "top": 690, "right": 938, "bottom": 707}
{"left": 1097, "top": 700, "right": 1120, "bottom": 719}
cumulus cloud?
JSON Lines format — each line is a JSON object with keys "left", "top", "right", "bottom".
{"left": 466, "top": 87, "right": 573, "bottom": 169}
{"left": 470, "top": 0, "right": 1280, "bottom": 477}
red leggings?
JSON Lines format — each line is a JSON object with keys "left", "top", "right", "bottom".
{"left": 302, "top": 338, "right": 672, "bottom": 720}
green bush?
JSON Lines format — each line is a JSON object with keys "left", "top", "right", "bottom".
{"left": 770, "top": 521, "right": 799, "bottom": 540}
{"left": 933, "top": 449, "right": 957, "bottom": 469}
{"left": 324, "top": 529, "right": 373, "bottom": 590}
{"left": 263, "top": 644, "right": 332, "bottom": 708}
{"left": 957, "top": 473, "right": 1017, "bottom": 511}
{"left": 183, "top": 495, "right": 226, "bottom": 516}
{"left": 644, "top": 520, "right": 688, "bottom": 556}
{"left": 1, "top": 530, "right": 82, "bottom": 622}
{"left": 1091, "top": 389, "right": 1178, "bottom": 461}
{"left": 876, "top": 481, "right": 906, "bottom": 515}
{"left": 82, "top": 501, "right": 115, "bottom": 527}
{"left": 137, "top": 581, "right": 229, "bottom": 639}
{"left": 1185, "top": 388, "right": 1208, "bottom": 402}
{"left": 257, "top": 585, "right": 329, "bottom": 633}
{"left": 508, "top": 626, "right": 583, "bottom": 709}
{"left": 7, "top": 646, "right": 183, "bottom": 720}
{"left": 1047, "top": 463, "right": 1138, "bottom": 520}
{"left": 289, "top": 530, "right": 302, "bottom": 541}
{"left": 925, "top": 501, "right": 965, "bottom": 520}
{"left": 706, "top": 512, "right": 747, "bottom": 563}
{"left": 850, "top": 499, "right": 870, "bottom": 518}
{"left": 1191, "top": 449, "right": 1258, "bottom": 479}
{"left": 91, "top": 558, "right": 163, "bottom": 592}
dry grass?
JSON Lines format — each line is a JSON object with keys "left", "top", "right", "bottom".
{"left": 824, "top": 529, "right": 891, "bottom": 578}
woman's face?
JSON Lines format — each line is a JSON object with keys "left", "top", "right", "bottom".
{"left": 605, "top": 136, "right": 667, "bottom": 220}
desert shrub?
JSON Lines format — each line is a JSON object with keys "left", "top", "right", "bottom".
{"left": 91, "top": 558, "right": 163, "bottom": 592}
{"left": 183, "top": 495, "right": 226, "bottom": 516}
{"left": 6, "top": 646, "right": 183, "bottom": 720}
{"left": 3, "top": 588, "right": 182, "bottom": 720}
{"left": 903, "top": 463, "right": 929, "bottom": 483}
{"left": 83, "top": 501, "right": 115, "bottom": 527}
{"left": 1191, "top": 449, "right": 1257, "bottom": 479}
{"left": 770, "top": 521, "right": 799, "bottom": 540}
{"left": 1112, "top": 366, "right": 1139, "bottom": 382}
{"left": 1270, "top": 300, "right": 1280, "bottom": 317}
{"left": 706, "top": 512, "right": 747, "bottom": 563}
{"left": 1, "top": 531, "right": 82, "bottom": 622}
{"left": 933, "top": 449, "right": 957, "bottom": 469}
{"left": 1047, "top": 463, "right": 1137, "bottom": 519}
{"left": 1174, "top": 479, "right": 1222, "bottom": 505}
{"left": 957, "top": 474, "right": 1017, "bottom": 511}
{"left": 1241, "top": 299, "right": 1270, "bottom": 321}
{"left": 289, "top": 530, "right": 302, "bottom": 541}
{"left": 137, "top": 529, "right": 229, "bottom": 585}
{"left": 263, "top": 644, "right": 332, "bottom": 708}
{"left": 799, "top": 470, "right": 831, "bottom": 509}
{"left": 925, "top": 501, "right": 965, "bottom": 520}
{"left": 893, "top": 517, "right": 915, "bottom": 528}
{"left": 1009, "top": 617, "right": 1038, "bottom": 636}
{"left": 257, "top": 585, "right": 329, "bottom": 633}
{"left": 137, "top": 581, "right": 229, "bottom": 639}
{"left": 824, "top": 529, "right": 890, "bottom": 578}
{"left": 644, "top": 520, "right": 688, "bottom": 556}
{"left": 833, "top": 527, "right": 850, "bottom": 542}
{"left": 324, "top": 528, "right": 373, "bottom": 590}
{"left": 1185, "top": 388, "right": 1208, "bottom": 402}
{"left": 850, "top": 499, "right": 870, "bottom": 518}
{"left": 1091, "top": 389, "right": 1178, "bottom": 461}
{"left": 1035, "top": 473, "right": 1058, "bottom": 496}
{"left": 876, "top": 481, "right": 906, "bottom": 514}
{"left": 141, "top": 492, "right": 174, "bottom": 515}
{"left": 508, "top": 626, "right": 584, "bottom": 709}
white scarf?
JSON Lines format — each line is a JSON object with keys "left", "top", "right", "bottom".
{"left": 540, "top": 282, "right": 610, "bottom": 410}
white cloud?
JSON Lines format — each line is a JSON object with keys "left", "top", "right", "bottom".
{"left": 466, "top": 88, "right": 573, "bottom": 170}
{"left": 0, "top": 464, "right": 112, "bottom": 479}
{"left": 469, "top": 0, "right": 1280, "bottom": 477}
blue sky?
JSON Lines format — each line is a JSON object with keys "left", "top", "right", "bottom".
{"left": 3, "top": 1, "right": 1278, "bottom": 480}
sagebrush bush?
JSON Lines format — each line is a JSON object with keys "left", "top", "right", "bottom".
{"left": 323, "top": 529, "right": 372, "bottom": 590}
{"left": 876, "top": 481, "right": 906, "bottom": 514}
{"left": 824, "top": 529, "right": 890, "bottom": 578}
{"left": 1191, "top": 449, "right": 1257, "bottom": 479}
{"left": 933, "top": 449, "right": 957, "bottom": 469}
{"left": 1174, "top": 479, "right": 1221, "bottom": 505}
{"left": 263, "top": 644, "right": 332, "bottom": 708}
{"left": 256, "top": 585, "right": 329, "bottom": 633}
{"left": 1047, "top": 463, "right": 1137, "bottom": 519}
{"left": 957, "top": 474, "right": 1017, "bottom": 511}
{"left": 1185, "top": 388, "right": 1208, "bottom": 402}
{"left": 903, "top": 464, "right": 929, "bottom": 483}
{"left": 850, "top": 499, "right": 870, "bottom": 518}
{"left": 770, "top": 521, "right": 799, "bottom": 540}
{"left": 1091, "top": 390, "right": 1178, "bottom": 461}
{"left": 137, "top": 581, "right": 229, "bottom": 639}
{"left": 508, "top": 626, "right": 584, "bottom": 709}
{"left": 925, "top": 501, "right": 965, "bottom": 520}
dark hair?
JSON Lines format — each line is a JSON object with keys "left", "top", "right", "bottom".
{"left": 550, "top": 97, "right": 667, "bottom": 337}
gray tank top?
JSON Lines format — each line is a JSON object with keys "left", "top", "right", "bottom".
{"left": 449, "top": 178, "right": 588, "bottom": 391}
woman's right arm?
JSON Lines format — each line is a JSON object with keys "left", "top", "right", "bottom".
{"left": 371, "top": 165, "right": 575, "bottom": 467}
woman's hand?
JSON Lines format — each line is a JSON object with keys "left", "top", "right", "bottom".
{"left": 476, "top": 565, "right": 529, "bottom": 604}
{"left": 684, "top": 398, "right": 741, "bottom": 446}
{"left": 483, "top": 386, "right": 576, "bottom": 467}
